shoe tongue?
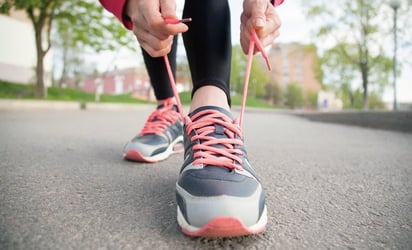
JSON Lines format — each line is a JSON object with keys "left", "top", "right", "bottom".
{"left": 156, "top": 103, "right": 178, "bottom": 112}
{"left": 150, "top": 103, "right": 178, "bottom": 122}
{"left": 189, "top": 106, "right": 233, "bottom": 122}
{"left": 189, "top": 106, "right": 236, "bottom": 141}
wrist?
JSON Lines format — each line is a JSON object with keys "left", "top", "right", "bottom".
{"left": 123, "top": 0, "right": 136, "bottom": 29}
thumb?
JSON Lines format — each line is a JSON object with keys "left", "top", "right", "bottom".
{"left": 160, "top": 0, "right": 177, "bottom": 19}
{"left": 251, "top": 1, "right": 267, "bottom": 28}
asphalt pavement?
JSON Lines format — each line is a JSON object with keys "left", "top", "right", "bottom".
{"left": 1, "top": 106, "right": 411, "bottom": 249}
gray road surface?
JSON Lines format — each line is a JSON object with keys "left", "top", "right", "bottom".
{"left": 1, "top": 107, "right": 411, "bottom": 249}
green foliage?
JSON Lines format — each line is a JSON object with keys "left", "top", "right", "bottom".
{"left": 100, "top": 94, "right": 148, "bottom": 104}
{"left": 301, "top": 0, "right": 398, "bottom": 110}
{"left": 367, "top": 92, "right": 385, "bottom": 110}
{"left": 0, "top": 81, "right": 275, "bottom": 109}
{"left": 179, "top": 91, "right": 273, "bottom": 108}
{"left": 263, "top": 83, "right": 283, "bottom": 106}
{"left": 0, "top": 81, "right": 35, "bottom": 98}
{"left": 230, "top": 45, "right": 270, "bottom": 98}
{"left": 54, "top": 1, "right": 135, "bottom": 52}
{"left": 249, "top": 58, "right": 270, "bottom": 99}
{"left": 231, "top": 94, "right": 273, "bottom": 108}
{"left": 284, "top": 83, "right": 304, "bottom": 109}
{"left": 230, "top": 45, "right": 247, "bottom": 94}
{"left": 349, "top": 89, "right": 384, "bottom": 110}
{"left": 305, "top": 90, "right": 318, "bottom": 109}
{"left": 336, "top": 83, "right": 355, "bottom": 109}
{"left": 0, "top": 81, "right": 149, "bottom": 103}
{"left": 178, "top": 91, "right": 192, "bottom": 105}
{"left": 47, "top": 86, "right": 95, "bottom": 102}
{"left": 352, "top": 90, "right": 364, "bottom": 110}
{"left": 0, "top": 0, "right": 136, "bottom": 98}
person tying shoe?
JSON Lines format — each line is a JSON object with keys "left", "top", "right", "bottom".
{"left": 99, "top": 0, "right": 283, "bottom": 237}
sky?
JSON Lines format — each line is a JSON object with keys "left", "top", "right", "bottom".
{"left": 107, "top": 0, "right": 411, "bottom": 103}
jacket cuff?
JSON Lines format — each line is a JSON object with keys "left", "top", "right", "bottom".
{"left": 99, "top": 0, "right": 133, "bottom": 30}
{"left": 272, "top": 0, "right": 284, "bottom": 7}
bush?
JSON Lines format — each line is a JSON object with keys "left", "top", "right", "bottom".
{"left": 284, "top": 83, "right": 304, "bottom": 109}
{"left": 0, "top": 80, "right": 35, "bottom": 98}
{"left": 305, "top": 90, "right": 318, "bottom": 109}
{"left": 368, "top": 92, "right": 385, "bottom": 110}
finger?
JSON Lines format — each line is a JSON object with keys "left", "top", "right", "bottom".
{"left": 156, "top": 0, "right": 189, "bottom": 36}
{"left": 259, "top": 29, "right": 280, "bottom": 49}
{"left": 139, "top": 39, "right": 173, "bottom": 58}
{"left": 134, "top": 29, "right": 174, "bottom": 57}
{"left": 137, "top": 2, "right": 181, "bottom": 37}
{"left": 255, "top": 9, "right": 281, "bottom": 46}
{"left": 159, "top": 0, "right": 177, "bottom": 19}
{"left": 251, "top": 0, "right": 267, "bottom": 28}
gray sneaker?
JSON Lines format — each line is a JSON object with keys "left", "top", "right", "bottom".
{"left": 176, "top": 106, "right": 267, "bottom": 237}
{"left": 123, "top": 98, "right": 183, "bottom": 163}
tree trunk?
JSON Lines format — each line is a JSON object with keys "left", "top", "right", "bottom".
{"left": 360, "top": 61, "right": 368, "bottom": 110}
{"left": 35, "top": 50, "right": 46, "bottom": 98}
{"left": 34, "top": 24, "right": 46, "bottom": 98}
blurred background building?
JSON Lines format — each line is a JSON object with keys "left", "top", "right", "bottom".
{"left": 0, "top": 11, "right": 53, "bottom": 86}
{"left": 269, "top": 43, "right": 321, "bottom": 94}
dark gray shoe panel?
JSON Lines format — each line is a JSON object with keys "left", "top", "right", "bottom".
{"left": 177, "top": 166, "right": 259, "bottom": 197}
{"left": 124, "top": 119, "right": 183, "bottom": 157}
{"left": 176, "top": 105, "right": 267, "bottom": 229}
{"left": 176, "top": 182, "right": 266, "bottom": 228}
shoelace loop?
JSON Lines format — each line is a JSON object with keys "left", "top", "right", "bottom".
{"left": 139, "top": 99, "right": 180, "bottom": 135}
{"left": 187, "top": 109, "right": 244, "bottom": 169}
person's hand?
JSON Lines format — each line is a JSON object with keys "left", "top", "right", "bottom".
{"left": 240, "top": 0, "right": 281, "bottom": 54}
{"left": 125, "top": 0, "right": 188, "bottom": 57}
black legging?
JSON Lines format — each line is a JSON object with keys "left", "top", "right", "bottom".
{"left": 141, "top": 0, "right": 232, "bottom": 105}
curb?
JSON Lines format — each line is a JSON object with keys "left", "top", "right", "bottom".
{"left": 295, "top": 110, "right": 412, "bottom": 133}
{"left": 0, "top": 99, "right": 153, "bottom": 111}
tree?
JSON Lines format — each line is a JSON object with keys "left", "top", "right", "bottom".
{"left": 230, "top": 45, "right": 247, "bottom": 95}
{"left": 53, "top": 1, "right": 136, "bottom": 87}
{"left": 305, "top": 90, "right": 318, "bottom": 110}
{"left": 264, "top": 83, "right": 283, "bottom": 106}
{"left": 284, "top": 83, "right": 304, "bottom": 109}
{"left": 230, "top": 45, "right": 270, "bottom": 98}
{"left": 302, "top": 0, "right": 406, "bottom": 110}
{"left": 0, "top": 0, "right": 135, "bottom": 98}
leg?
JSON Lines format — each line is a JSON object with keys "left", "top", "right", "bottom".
{"left": 182, "top": 0, "right": 232, "bottom": 112}
{"left": 142, "top": 36, "right": 178, "bottom": 104}
{"left": 123, "top": 37, "right": 183, "bottom": 162}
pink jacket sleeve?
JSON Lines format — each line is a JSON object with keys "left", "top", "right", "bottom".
{"left": 99, "top": 0, "right": 285, "bottom": 30}
{"left": 99, "top": 0, "right": 133, "bottom": 30}
{"left": 272, "top": 0, "right": 285, "bottom": 7}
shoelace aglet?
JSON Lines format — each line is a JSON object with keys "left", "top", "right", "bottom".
{"left": 164, "top": 17, "right": 192, "bottom": 24}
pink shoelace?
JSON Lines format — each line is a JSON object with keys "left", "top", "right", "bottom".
{"left": 164, "top": 18, "right": 271, "bottom": 169}
{"left": 139, "top": 98, "right": 180, "bottom": 136}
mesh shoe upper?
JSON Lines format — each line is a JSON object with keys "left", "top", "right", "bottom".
{"left": 123, "top": 98, "right": 183, "bottom": 162}
{"left": 176, "top": 106, "right": 266, "bottom": 236}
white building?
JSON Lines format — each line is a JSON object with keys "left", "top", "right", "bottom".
{"left": 317, "top": 90, "right": 343, "bottom": 111}
{"left": 0, "top": 11, "right": 52, "bottom": 85}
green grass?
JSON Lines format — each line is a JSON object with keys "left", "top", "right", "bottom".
{"left": 0, "top": 81, "right": 36, "bottom": 99}
{"left": 47, "top": 86, "right": 95, "bottom": 102}
{"left": 0, "top": 80, "right": 150, "bottom": 104}
{"left": 231, "top": 94, "right": 274, "bottom": 108}
{"left": 100, "top": 93, "right": 148, "bottom": 104}
{"left": 1, "top": 81, "right": 275, "bottom": 109}
{"left": 178, "top": 91, "right": 192, "bottom": 105}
